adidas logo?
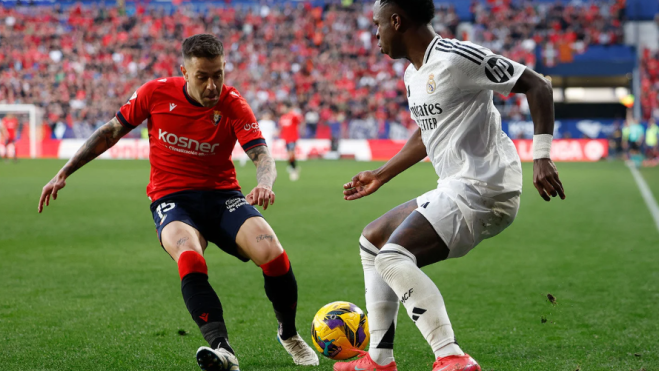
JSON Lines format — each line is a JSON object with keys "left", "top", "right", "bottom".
{"left": 412, "top": 307, "right": 426, "bottom": 322}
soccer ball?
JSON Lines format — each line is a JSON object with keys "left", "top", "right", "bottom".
{"left": 310, "top": 301, "right": 369, "bottom": 360}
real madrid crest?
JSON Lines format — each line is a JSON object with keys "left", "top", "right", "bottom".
{"left": 426, "top": 74, "right": 436, "bottom": 94}
{"left": 212, "top": 110, "right": 222, "bottom": 125}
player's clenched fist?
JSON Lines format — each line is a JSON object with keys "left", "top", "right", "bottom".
{"left": 246, "top": 184, "right": 276, "bottom": 210}
{"left": 38, "top": 173, "right": 67, "bottom": 213}
{"left": 533, "top": 158, "right": 565, "bottom": 201}
{"left": 343, "top": 170, "right": 384, "bottom": 201}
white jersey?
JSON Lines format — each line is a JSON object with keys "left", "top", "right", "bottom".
{"left": 404, "top": 36, "right": 525, "bottom": 196}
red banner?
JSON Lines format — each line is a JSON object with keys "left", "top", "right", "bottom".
{"left": 366, "top": 139, "right": 608, "bottom": 162}
{"left": 21, "top": 138, "right": 609, "bottom": 163}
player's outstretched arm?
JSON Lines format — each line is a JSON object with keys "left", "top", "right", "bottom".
{"left": 343, "top": 127, "right": 426, "bottom": 201}
{"left": 512, "top": 69, "right": 565, "bottom": 202}
{"left": 38, "top": 117, "right": 131, "bottom": 213}
{"left": 245, "top": 145, "right": 277, "bottom": 210}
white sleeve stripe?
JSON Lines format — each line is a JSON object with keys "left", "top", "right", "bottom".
{"left": 437, "top": 40, "right": 485, "bottom": 62}
{"left": 435, "top": 46, "right": 482, "bottom": 65}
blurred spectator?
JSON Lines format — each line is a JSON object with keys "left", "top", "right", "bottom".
{"left": 645, "top": 118, "right": 658, "bottom": 160}
{"left": 0, "top": 1, "right": 626, "bottom": 140}
{"left": 1, "top": 113, "right": 20, "bottom": 161}
{"left": 608, "top": 121, "right": 623, "bottom": 159}
{"left": 623, "top": 109, "right": 645, "bottom": 166}
{"left": 640, "top": 48, "right": 659, "bottom": 121}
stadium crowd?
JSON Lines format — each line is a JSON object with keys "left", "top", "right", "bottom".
{"left": 471, "top": 0, "right": 627, "bottom": 120}
{"left": 0, "top": 0, "right": 634, "bottom": 141}
{"left": 641, "top": 48, "right": 659, "bottom": 121}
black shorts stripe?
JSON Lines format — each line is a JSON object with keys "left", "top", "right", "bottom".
{"left": 438, "top": 40, "right": 485, "bottom": 62}
{"left": 115, "top": 111, "right": 136, "bottom": 129}
{"left": 425, "top": 37, "right": 441, "bottom": 64}
{"left": 435, "top": 47, "right": 482, "bottom": 65}
{"left": 241, "top": 138, "right": 267, "bottom": 151}
{"left": 360, "top": 244, "right": 378, "bottom": 256}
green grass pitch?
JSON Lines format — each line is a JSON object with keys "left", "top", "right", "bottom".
{"left": 1, "top": 159, "right": 658, "bottom": 371}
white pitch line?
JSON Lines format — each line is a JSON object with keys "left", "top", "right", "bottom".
{"left": 627, "top": 162, "right": 659, "bottom": 232}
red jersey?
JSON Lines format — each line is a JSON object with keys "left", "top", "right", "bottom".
{"left": 116, "top": 77, "right": 265, "bottom": 201}
{"left": 279, "top": 112, "right": 302, "bottom": 142}
{"left": 2, "top": 116, "right": 18, "bottom": 139}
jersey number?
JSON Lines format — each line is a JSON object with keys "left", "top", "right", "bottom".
{"left": 156, "top": 202, "right": 176, "bottom": 218}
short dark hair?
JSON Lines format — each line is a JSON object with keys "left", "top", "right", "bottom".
{"left": 380, "top": 0, "right": 435, "bottom": 25}
{"left": 182, "top": 34, "right": 224, "bottom": 60}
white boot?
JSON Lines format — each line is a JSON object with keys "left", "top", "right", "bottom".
{"left": 196, "top": 346, "right": 240, "bottom": 371}
{"left": 277, "top": 332, "right": 319, "bottom": 366}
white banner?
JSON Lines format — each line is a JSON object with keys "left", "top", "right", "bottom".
{"left": 58, "top": 139, "right": 151, "bottom": 159}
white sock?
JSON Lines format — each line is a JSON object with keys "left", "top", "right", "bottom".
{"left": 374, "top": 243, "right": 464, "bottom": 359}
{"left": 360, "top": 236, "right": 399, "bottom": 366}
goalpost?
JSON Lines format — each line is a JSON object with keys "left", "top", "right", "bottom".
{"left": 0, "top": 104, "right": 41, "bottom": 159}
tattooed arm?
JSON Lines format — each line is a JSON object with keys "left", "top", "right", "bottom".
{"left": 38, "top": 117, "right": 132, "bottom": 212}
{"left": 246, "top": 145, "right": 276, "bottom": 188}
{"left": 244, "top": 145, "right": 277, "bottom": 210}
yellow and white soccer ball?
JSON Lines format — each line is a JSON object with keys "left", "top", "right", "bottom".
{"left": 310, "top": 301, "right": 369, "bottom": 360}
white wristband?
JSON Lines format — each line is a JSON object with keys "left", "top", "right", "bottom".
{"left": 532, "top": 134, "right": 553, "bottom": 159}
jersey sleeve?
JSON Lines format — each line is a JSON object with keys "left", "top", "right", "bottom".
{"left": 445, "top": 40, "right": 526, "bottom": 96}
{"left": 116, "top": 82, "right": 155, "bottom": 129}
{"left": 229, "top": 93, "right": 266, "bottom": 151}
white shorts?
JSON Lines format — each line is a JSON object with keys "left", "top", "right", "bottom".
{"left": 415, "top": 179, "right": 520, "bottom": 259}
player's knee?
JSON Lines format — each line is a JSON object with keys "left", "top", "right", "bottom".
{"left": 374, "top": 244, "right": 417, "bottom": 278}
{"left": 359, "top": 235, "right": 379, "bottom": 262}
{"left": 362, "top": 221, "right": 386, "bottom": 249}
{"left": 161, "top": 229, "right": 203, "bottom": 261}
{"left": 261, "top": 242, "right": 284, "bottom": 266}
{"left": 250, "top": 237, "right": 284, "bottom": 266}
{"left": 260, "top": 249, "right": 291, "bottom": 277}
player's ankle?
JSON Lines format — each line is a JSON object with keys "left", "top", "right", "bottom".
{"left": 211, "top": 337, "right": 235, "bottom": 355}
{"left": 370, "top": 349, "right": 395, "bottom": 366}
{"left": 278, "top": 323, "right": 297, "bottom": 340}
{"left": 434, "top": 342, "right": 464, "bottom": 359}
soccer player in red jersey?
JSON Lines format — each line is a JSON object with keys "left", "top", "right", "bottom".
{"left": 278, "top": 102, "right": 304, "bottom": 181}
{"left": 37, "top": 34, "right": 318, "bottom": 371}
{"left": 1, "top": 114, "right": 19, "bottom": 161}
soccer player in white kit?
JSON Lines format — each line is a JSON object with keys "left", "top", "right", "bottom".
{"left": 336, "top": 0, "right": 565, "bottom": 370}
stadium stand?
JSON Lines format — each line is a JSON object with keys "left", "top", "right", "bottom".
{"left": 0, "top": 0, "right": 652, "bottom": 141}
{"left": 641, "top": 48, "right": 659, "bottom": 121}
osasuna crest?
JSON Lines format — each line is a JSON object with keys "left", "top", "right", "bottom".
{"left": 426, "top": 74, "right": 436, "bottom": 94}
{"left": 212, "top": 110, "right": 222, "bottom": 125}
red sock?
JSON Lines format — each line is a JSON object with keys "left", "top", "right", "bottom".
{"left": 178, "top": 250, "right": 208, "bottom": 279}
{"left": 260, "top": 251, "right": 291, "bottom": 277}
